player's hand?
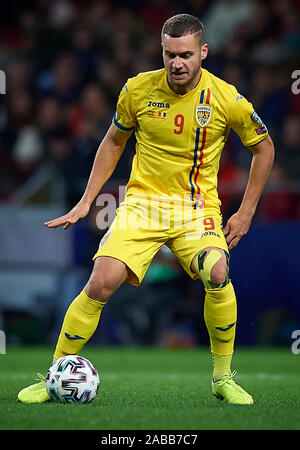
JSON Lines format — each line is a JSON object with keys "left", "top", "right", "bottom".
{"left": 44, "top": 201, "right": 91, "bottom": 230}
{"left": 223, "top": 211, "right": 252, "bottom": 251}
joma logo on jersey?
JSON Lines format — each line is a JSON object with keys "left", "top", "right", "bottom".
{"left": 196, "top": 105, "right": 211, "bottom": 127}
{"left": 147, "top": 101, "right": 170, "bottom": 108}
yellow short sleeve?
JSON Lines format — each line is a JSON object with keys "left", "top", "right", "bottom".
{"left": 113, "top": 79, "right": 136, "bottom": 132}
{"left": 228, "top": 88, "right": 268, "bottom": 147}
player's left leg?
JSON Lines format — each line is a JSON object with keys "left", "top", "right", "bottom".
{"left": 191, "top": 247, "right": 236, "bottom": 379}
{"left": 191, "top": 247, "right": 253, "bottom": 404}
{"left": 168, "top": 209, "right": 253, "bottom": 404}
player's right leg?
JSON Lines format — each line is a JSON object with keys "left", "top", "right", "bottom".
{"left": 18, "top": 196, "right": 167, "bottom": 404}
{"left": 53, "top": 256, "right": 130, "bottom": 362}
{"left": 17, "top": 256, "right": 130, "bottom": 404}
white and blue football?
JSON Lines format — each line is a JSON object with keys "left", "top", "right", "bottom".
{"left": 45, "top": 355, "right": 99, "bottom": 404}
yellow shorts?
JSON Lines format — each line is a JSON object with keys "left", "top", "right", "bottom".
{"left": 93, "top": 196, "right": 228, "bottom": 285}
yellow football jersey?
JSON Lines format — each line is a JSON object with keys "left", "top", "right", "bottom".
{"left": 113, "top": 68, "right": 268, "bottom": 214}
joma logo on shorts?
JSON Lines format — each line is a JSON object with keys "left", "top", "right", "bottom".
{"left": 200, "top": 231, "right": 221, "bottom": 238}
{"left": 147, "top": 101, "right": 170, "bottom": 108}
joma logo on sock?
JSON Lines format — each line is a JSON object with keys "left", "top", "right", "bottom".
{"left": 216, "top": 322, "right": 236, "bottom": 332}
{"left": 65, "top": 333, "right": 85, "bottom": 340}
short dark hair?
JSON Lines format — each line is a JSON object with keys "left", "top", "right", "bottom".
{"left": 161, "top": 14, "right": 205, "bottom": 44}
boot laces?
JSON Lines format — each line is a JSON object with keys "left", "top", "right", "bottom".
{"left": 217, "top": 370, "right": 237, "bottom": 388}
{"left": 35, "top": 373, "right": 46, "bottom": 383}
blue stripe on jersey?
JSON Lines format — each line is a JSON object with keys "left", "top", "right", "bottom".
{"left": 200, "top": 90, "right": 205, "bottom": 104}
{"left": 189, "top": 127, "right": 200, "bottom": 202}
{"left": 113, "top": 113, "right": 134, "bottom": 131}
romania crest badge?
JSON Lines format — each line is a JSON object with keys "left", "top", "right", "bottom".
{"left": 195, "top": 105, "right": 211, "bottom": 127}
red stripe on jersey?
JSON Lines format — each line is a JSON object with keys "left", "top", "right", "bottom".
{"left": 193, "top": 127, "right": 206, "bottom": 195}
{"left": 193, "top": 89, "right": 210, "bottom": 196}
{"left": 206, "top": 88, "right": 211, "bottom": 104}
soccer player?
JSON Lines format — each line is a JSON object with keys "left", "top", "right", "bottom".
{"left": 18, "top": 14, "right": 274, "bottom": 405}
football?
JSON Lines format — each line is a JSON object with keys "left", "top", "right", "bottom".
{"left": 45, "top": 355, "right": 100, "bottom": 404}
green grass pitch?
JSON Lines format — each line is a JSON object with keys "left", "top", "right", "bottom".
{"left": 0, "top": 346, "right": 299, "bottom": 430}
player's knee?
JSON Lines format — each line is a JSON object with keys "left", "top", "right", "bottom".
{"left": 85, "top": 257, "right": 129, "bottom": 302}
{"left": 210, "top": 262, "right": 228, "bottom": 285}
{"left": 85, "top": 274, "right": 116, "bottom": 302}
{"left": 195, "top": 248, "right": 229, "bottom": 289}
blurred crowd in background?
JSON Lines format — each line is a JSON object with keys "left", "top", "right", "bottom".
{"left": 0, "top": 0, "right": 300, "bottom": 348}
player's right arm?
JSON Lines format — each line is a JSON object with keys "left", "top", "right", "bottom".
{"left": 44, "top": 124, "right": 132, "bottom": 229}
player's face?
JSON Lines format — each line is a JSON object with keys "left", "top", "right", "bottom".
{"left": 162, "top": 33, "right": 208, "bottom": 94}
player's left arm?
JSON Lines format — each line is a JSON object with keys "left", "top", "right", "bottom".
{"left": 224, "top": 134, "right": 275, "bottom": 250}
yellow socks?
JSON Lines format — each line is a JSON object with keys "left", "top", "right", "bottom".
{"left": 53, "top": 279, "right": 237, "bottom": 382}
{"left": 204, "top": 281, "right": 237, "bottom": 380}
{"left": 212, "top": 353, "right": 233, "bottom": 381}
{"left": 53, "top": 290, "right": 105, "bottom": 362}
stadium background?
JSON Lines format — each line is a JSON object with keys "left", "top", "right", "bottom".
{"left": 0, "top": 0, "right": 299, "bottom": 351}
